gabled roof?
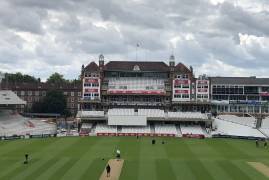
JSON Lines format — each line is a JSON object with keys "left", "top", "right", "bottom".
{"left": 210, "top": 77, "right": 269, "bottom": 85}
{"left": 174, "top": 63, "right": 191, "bottom": 73}
{"left": 104, "top": 61, "right": 169, "bottom": 72}
{"left": 84, "top": 61, "right": 99, "bottom": 71}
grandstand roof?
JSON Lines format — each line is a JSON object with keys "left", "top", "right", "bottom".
{"left": 0, "top": 90, "right": 26, "bottom": 105}
{"left": 0, "top": 72, "right": 4, "bottom": 83}
{"left": 84, "top": 61, "right": 99, "bottom": 71}
{"left": 104, "top": 61, "right": 170, "bottom": 72}
{"left": 210, "top": 77, "right": 269, "bottom": 85}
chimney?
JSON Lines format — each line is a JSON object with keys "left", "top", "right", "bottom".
{"left": 81, "top": 64, "right": 84, "bottom": 80}
{"left": 0, "top": 72, "right": 3, "bottom": 90}
{"left": 190, "top": 66, "right": 193, "bottom": 74}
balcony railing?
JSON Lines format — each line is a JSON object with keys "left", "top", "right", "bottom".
{"left": 80, "top": 97, "right": 101, "bottom": 102}
{"left": 102, "top": 101, "right": 165, "bottom": 106}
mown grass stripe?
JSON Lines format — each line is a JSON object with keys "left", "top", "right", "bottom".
{"left": 89, "top": 136, "right": 121, "bottom": 159}
{"left": 1, "top": 137, "right": 80, "bottom": 180}
{"left": 118, "top": 137, "right": 140, "bottom": 180}
{"left": 79, "top": 158, "right": 107, "bottom": 180}
{"left": 170, "top": 160, "right": 195, "bottom": 180}
{"left": 0, "top": 158, "right": 41, "bottom": 180}
{"left": 239, "top": 161, "right": 268, "bottom": 180}
{"left": 217, "top": 160, "right": 252, "bottom": 180}
{"left": 186, "top": 160, "right": 214, "bottom": 180}
{"left": 185, "top": 139, "right": 221, "bottom": 160}
{"left": 63, "top": 137, "right": 121, "bottom": 180}
{"left": 0, "top": 140, "right": 33, "bottom": 156}
{"left": 35, "top": 158, "right": 70, "bottom": 180}
{"left": 10, "top": 157, "right": 58, "bottom": 180}
{"left": 138, "top": 138, "right": 169, "bottom": 160}
{"left": 156, "top": 159, "right": 177, "bottom": 180}
{"left": 0, "top": 138, "right": 62, "bottom": 178}
{"left": 165, "top": 139, "right": 197, "bottom": 160}
{"left": 0, "top": 138, "right": 57, "bottom": 157}
{"left": 117, "top": 136, "right": 141, "bottom": 160}
{"left": 28, "top": 138, "right": 86, "bottom": 180}
{"left": 224, "top": 139, "right": 269, "bottom": 158}
{"left": 59, "top": 138, "right": 101, "bottom": 180}
{"left": 48, "top": 158, "right": 79, "bottom": 180}
{"left": 138, "top": 137, "right": 157, "bottom": 180}
{"left": 20, "top": 157, "right": 60, "bottom": 180}
{"left": 200, "top": 160, "right": 231, "bottom": 180}
{"left": 0, "top": 158, "right": 20, "bottom": 174}
{"left": 138, "top": 159, "right": 157, "bottom": 180}
{"left": 206, "top": 139, "right": 250, "bottom": 160}
{"left": 1, "top": 137, "right": 269, "bottom": 180}
{"left": 120, "top": 160, "right": 139, "bottom": 180}
{"left": 0, "top": 139, "right": 60, "bottom": 177}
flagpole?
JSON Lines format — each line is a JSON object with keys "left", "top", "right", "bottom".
{"left": 136, "top": 43, "right": 138, "bottom": 61}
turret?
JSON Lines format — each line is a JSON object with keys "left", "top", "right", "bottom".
{"left": 99, "top": 54, "right": 104, "bottom": 68}
{"left": 169, "top": 54, "right": 175, "bottom": 67}
{"left": 169, "top": 54, "right": 175, "bottom": 73}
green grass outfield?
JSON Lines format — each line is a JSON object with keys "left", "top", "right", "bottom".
{"left": 0, "top": 137, "right": 269, "bottom": 180}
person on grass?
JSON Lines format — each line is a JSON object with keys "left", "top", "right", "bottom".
{"left": 24, "top": 154, "right": 29, "bottom": 164}
{"left": 106, "top": 164, "right": 111, "bottom": 177}
{"left": 116, "top": 149, "right": 121, "bottom": 160}
{"left": 256, "top": 140, "right": 259, "bottom": 147}
{"left": 264, "top": 140, "right": 267, "bottom": 148}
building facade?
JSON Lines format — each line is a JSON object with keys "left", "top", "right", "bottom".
{"left": 80, "top": 55, "right": 210, "bottom": 112}
{"left": 0, "top": 82, "right": 81, "bottom": 115}
{"left": 2, "top": 55, "right": 269, "bottom": 115}
{"left": 210, "top": 77, "right": 269, "bottom": 114}
{"left": 80, "top": 55, "right": 269, "bottom": 115}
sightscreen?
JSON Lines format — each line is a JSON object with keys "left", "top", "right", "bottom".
{"left": 108, "top": 115, "right": 147, "bottom": 126}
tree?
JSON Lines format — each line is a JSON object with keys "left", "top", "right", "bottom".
{"left": 3, "top": 72, "right": 39, "bottom": 83}
{"left": 32, "top": 90, "right": 71, "bottom": 116}
{"left": 46, "top": 73, "right": 67, "bottom": 84}
{"left": 31, "top": 101, "right": 44, "bottom": 113}
{"left": 70, "top": 79, "right": 81, "bottom": 84}
{"left": 43, "top": 90, "right": 67, "bottom": 114}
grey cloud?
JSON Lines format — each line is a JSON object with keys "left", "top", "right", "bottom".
{"left": 88, "top": 1, "right": 166, "bottom": 29}
{"left": 0, "top": 0, "right": 269, "bottom": 79}
{"left": 0, "top": 1, "right": 46, "bottom": 34}
{"left": 217, "top": 2, "right": 269, "bottom": 37}
{"left": 9, "top": 0, "right": 75, "bottom": 11}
